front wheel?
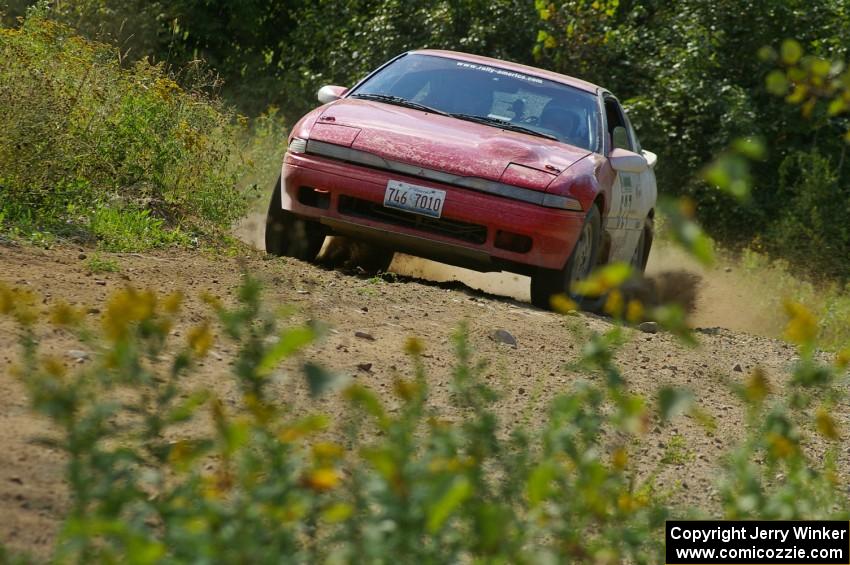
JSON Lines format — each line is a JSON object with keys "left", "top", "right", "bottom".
{"left": 319, "top": 236, "right": 394, "bottom": 274}
{"left": 630, "top": 216, "right": 653, "bottom": 274}
{"left": 264, "top": 176, "right": 326, "bottom": 260}
{"left": 530, "top": 205, "right": 602, "bottom": 310}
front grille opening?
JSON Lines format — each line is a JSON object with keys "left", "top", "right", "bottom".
{"left": 298, "top": 186, "right": 330, "bottom": 209}
{"left": 338, "top": 196, "right": 487, "bottom": 245}
{"left": 494, "top": 230, "right": 532, "bottom": 253}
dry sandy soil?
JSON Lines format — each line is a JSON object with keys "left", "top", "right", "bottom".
{"left": 0, "top": 226, "right": 840, "bottom": 558}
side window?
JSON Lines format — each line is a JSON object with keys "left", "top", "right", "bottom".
{"left": 604, "top": 97, "right": 633, "bottom": 153}
{"left": 623, "top": 111, "right": 642, "bottom": 154}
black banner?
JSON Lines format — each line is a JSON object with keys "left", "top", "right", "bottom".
{"left": 666, "top": 521, "right": 850, "bottom": 564}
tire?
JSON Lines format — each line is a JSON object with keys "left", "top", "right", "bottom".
{"left": 264, "top": 176, "right": 326, "bottom": 260}
{"left": 354, "top": 243, "right": 395, "bottom": 274}
{"left": 630, "top": 216, "right": 654, "bottom": 274}
{"left": 319, "top": 236, "right": 394, "bottom": 274}
{"left": 530, "top": 205, "right": 602, "bottom": 310}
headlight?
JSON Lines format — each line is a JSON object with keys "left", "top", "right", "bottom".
{"left": 288, "top": 137, "right": 308, "bottom": 154}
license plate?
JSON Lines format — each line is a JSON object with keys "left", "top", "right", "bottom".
{"left": 383, "top": 180, "right": 446, "bottom": 219}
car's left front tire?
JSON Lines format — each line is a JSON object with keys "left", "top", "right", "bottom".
{"left": 265, "top": 176, "right": 326, "bottom": 260}
{"left": 630, "top": 216, "right": 654, "bottom": 273}
{"left": 530, "top": 204, "right": 602, "bottom": 310}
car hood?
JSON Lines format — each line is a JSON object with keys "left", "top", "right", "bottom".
{"left": 312, "top": 99, "right": 591, "bottom": 191}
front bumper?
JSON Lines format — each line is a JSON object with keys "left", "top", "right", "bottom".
{"left": 280, "top": 151, "right": 585, "bottom": 272}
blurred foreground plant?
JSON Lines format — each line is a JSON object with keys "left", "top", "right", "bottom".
{"left": 1, "top": 276, "right": 675, "bottom": 563}
{"left": 2, "top": 270, "right": 849, "bottom": 562}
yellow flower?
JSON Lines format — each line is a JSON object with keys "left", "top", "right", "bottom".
{"left": 49, "top": 301, "right": 84, "bottom": 327}
{"left": 766, "top": 432, "right": 796, "bottom": 459}
{"left": 782, "top": 300, "right": 817, "bottom": 345}
{"left": 603, "top": 289, "right": 624, "bottom": 318}
{"left": 625, "top": 299, "right": 644, "bottom": 324}
{"left": 611, "top": 447, "right": 628, "bottom": 470}
{"left": 312, "top": 442, "right": 344, "bottom": 463}
{"left": 744, "top": 367, "right": 771, "bottom": 404}
{"left": 162, "top": 291, "right": 183, "bottom": 314}
{"left": 617, "top": 492, "right": 642, "bottom": 512}
{"left": 302, "top": 467, "right": 341, "bottom": 493}
{"left": 404, "top": 336, "right": 423, "bottom": 356}
{"left": 200, "top": 292, "right": 222, "bottom": 310}
{"left": 393, "top": 378, "right": 421, "bottom": 402}
{"left": 815, "top": 407, "right": 840, "bottom": 440}
{"left": 102, "top": 287, "right": 156, "bottom": 339}
{"left": 41, "top": 356, "right": 67, "bottom": 379}
{"left": 187, "top": 322, "right": 214, "bottom": 357}
{"left": 550, "top": 293, "right": 578, "bottom": 314}
{"left": 0, "top": 284, "right": 40, "bottom": 326}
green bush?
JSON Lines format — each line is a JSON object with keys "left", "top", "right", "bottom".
{"left": 1, "top": 275, "right": 847, "bottom": 563}
{"left": 767, "top": 150, "right": 850, "bottom": 276}
{"left": 0, "top": 13, "right": 249, "bottom": 247}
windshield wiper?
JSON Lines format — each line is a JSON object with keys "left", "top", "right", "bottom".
{"left": 450, "top": 113, "right": 559, "bottom": 142}
{"left": 350, "top": 93, "right": 449, "bottom": 115}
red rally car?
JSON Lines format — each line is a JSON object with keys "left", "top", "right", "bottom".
{"left": 265, "top": 50, "right": 658, "bottom": 309}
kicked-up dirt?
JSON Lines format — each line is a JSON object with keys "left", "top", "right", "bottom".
{"left": 0, "top": 234, "right": 844, "bottom": 559}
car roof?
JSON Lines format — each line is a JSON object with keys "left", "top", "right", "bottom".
{"left": 409, "top": 49, "right": 602, "bottom": 95}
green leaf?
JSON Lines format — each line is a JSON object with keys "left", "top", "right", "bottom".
{"left": 827, "top": 98, "right": 847, "bottom": 116}
{"left": 427, "top": 476, "right": 472, "bottom": 532}
{"left": 652, "top": 304, "right": 697, "bottom": 345}
{"left": 809, "top": 57, "right": 831, "bottom": 78}
{"left": 765, "top": 70, "right": 789, "bottom": 96}
{"left": 732, "top": 137, "right": 766, "bottom": 160}
{"left": 527, "top": 461, "right": 557, "bottom": 507}
{"left": 166, "top": 390, "right": 210, "bottom": 424}
{"left": 258, "top": 326, "right": 316, "bottom": 375}
{"left": 362, "top": 447, "right": 397, "bottom": 482}
{"left": 757, "top": 46, "right": 777, "bottom": 62}
{"left": 345, "top": 384, "right": 387, "bottom": 426}
{"left": 658, "top": 386, "right": 694, "bottom": 422}
{"left": 322, "top": 502, "right": 354, "bottom": 523}
{"left": 780, "top": 39, "right": 803, "bottom": 65}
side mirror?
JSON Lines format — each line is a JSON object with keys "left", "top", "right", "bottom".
{"left": 642, "top": 149, "right": 658, "bottom": 169}
{"left": 609, "top": 148, "right": 648, "bottom": 173}
{"left": 318, "top": 85, "right": 347, "bottom": 104}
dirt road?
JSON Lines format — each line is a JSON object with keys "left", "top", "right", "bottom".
{"left": 0, "top": 237, "right": 829, "bottom": 558}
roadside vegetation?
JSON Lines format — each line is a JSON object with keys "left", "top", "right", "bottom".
{"left": 1, "top": 0, "right": 849, "bottom": 562}
{"left": 1, "top": 271, "right": 847, "bottom": 563}
{"left": 0, "top": 11, "right": 272, "bottom": 250}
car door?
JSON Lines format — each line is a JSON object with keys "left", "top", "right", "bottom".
{"left": 603, "top": 95, "right": 644, "bottom": 263}
{"left": 623, "top": 111, "right": 658, "bottom": 243}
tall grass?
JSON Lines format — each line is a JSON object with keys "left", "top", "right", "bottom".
{"left": 0, "top": 12, "right": 263, "bottom": 249}
{"left": 738, "top": 248, "right": 850, "bottom": 351}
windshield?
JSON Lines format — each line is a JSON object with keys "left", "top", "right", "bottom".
{"left": 349, "top": 54, "right": 601, "bottom": 152}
